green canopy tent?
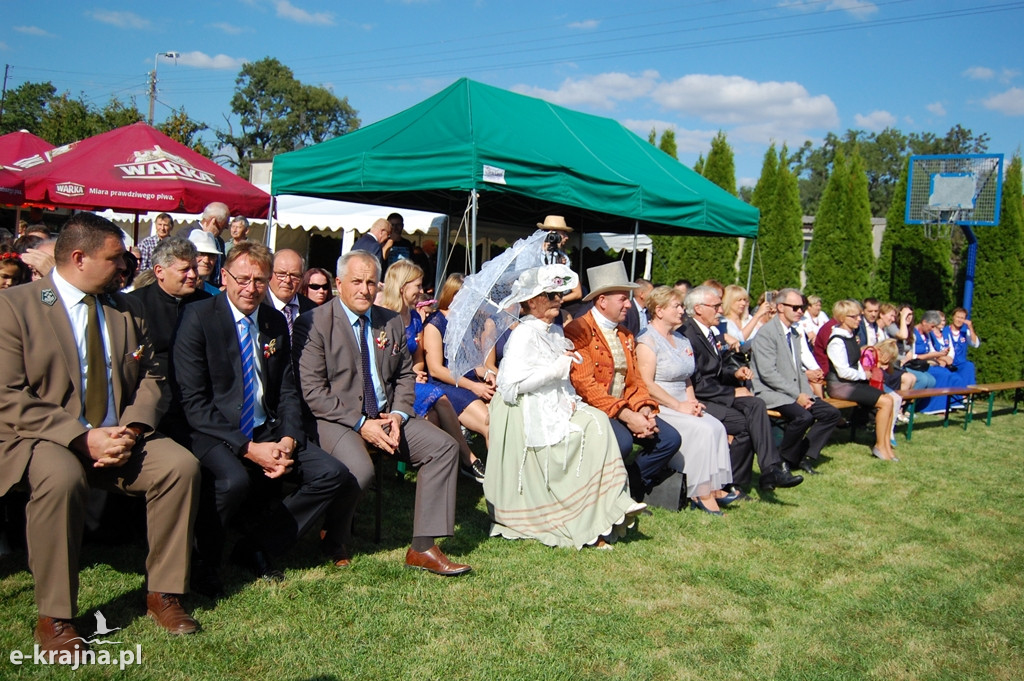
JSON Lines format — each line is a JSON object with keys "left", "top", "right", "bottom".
{"left": 272, "top": 77, "right": 758, "bottom": 273}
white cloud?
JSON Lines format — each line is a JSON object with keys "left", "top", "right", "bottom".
{"left": 983, "top": 87, "right": 1024, "bottom": 116}
{"left": 652, "top": 74, "right": 838, "bottom": 130}
{"left": 964, "top": 66, "right": 995, "bottom": 80}
{"left": 210, "top": 22, "right": 248, "bottom": 35}
{"left": 926, "top": 101, "right": 946, "bottom": 116}
{"left": 174, "top": 51, "right": 247, "bottom": 70}
{"left": 1000, "top": 68, "right": 1021, "bottom": 84}
{"left": 513, "top": 71, "right": 660, "bottom": 110}
{"left": 274, "top": 0, "right": 334, "bottom": 26}
{"left": 780, "top": 0, "right": 877, "bottom": 19}
{"left": 14, "top": 26, "right": 55, "bottom": 38}
{"left": 87, "top": 10, "right": 152, "bottom": 30}
{"left": 568, "top": 19, "right": 599, "bottom": 30}
{"left": 853, "top": 110, "right": 895, "bottom": 130}
{"left": 622, "top": 120, "right": 715, "bottom": 154}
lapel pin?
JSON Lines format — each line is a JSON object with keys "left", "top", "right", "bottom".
{"left": 41, "top": 289, "right": 56, "bottom": 306}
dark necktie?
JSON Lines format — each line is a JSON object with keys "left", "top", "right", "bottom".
{"left": 82, "top": 295, "right": 108, "bottom": 428}
{"left": 707, "top": 329, "right": 718, "bottom": 354}
{"left": 788, "top": 329, "right": 800, "bottom": 369}
{"left": 358, "top": 316, "right": 380, "bottom": 419}
{"left": 237, "top": 318, "right": 256, "bottom": 438}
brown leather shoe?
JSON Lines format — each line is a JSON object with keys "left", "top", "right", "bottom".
{"left": 146, "top": 592, "right": 200, "bottom": 635}
{"left": 331, "top": 545, "right": 352, "bottom": 568}
{"left": 404, "top": 546, "right": 472, "bottom": 576}
{"left": 34, "top": 616, "right": 89, "bottom": 653}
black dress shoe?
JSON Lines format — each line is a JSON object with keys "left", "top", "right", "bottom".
{"left": 797, "top": 457, "right": 820, "bottom": 475}
{"left": 190, "top": 557, "right": 225, "bottom": 599}
{"left": 758, "top": 466, "right": 804, "bottom": 491}
{"left": 230, "top": 542, "right": 284, "bottom": 583}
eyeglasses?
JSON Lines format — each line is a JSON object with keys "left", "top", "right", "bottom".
{"left": 697, "top": 302, "right": 723, "bottom": 310}
{"left": 223, "top": 269, "right": 269, "bottom": 289}
{"left": 544, "top": 290, "right": 570, "bottom": 300}
{"left": 273, "top": 270, "right": 303, "bottom": 282}
{"left": 306, "top": 283, "right": 329, "bottom": 291}
{"left": 846, "top": 313, "right": 862, "bottom": 319}
{"left": 779, "top": 302, "right": 806, "bottom": 312}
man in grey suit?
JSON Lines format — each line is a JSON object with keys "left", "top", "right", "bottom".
{"left": 293, "top": 250, "right": 470, "bottom": 576}
{"left": 751, "top": 288, "right": 841, "bottom": 475}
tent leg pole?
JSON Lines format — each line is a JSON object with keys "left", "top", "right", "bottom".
{"left": 267, "top": 196, "right": 276, "bottom": 249}
{"left": 436, "top": 215, "right": 449, "bottom": 289}
{"left": 132, "top": 212, "right": 140, "bottom": 247}
{"left": 745, "top": 238, "right": 756, "bottom": 292}
{"left": 470, "top": 190, "right": 478, "bottom": 273}
{"left": 630, "top": 221, "right": 639, "bottom": 281}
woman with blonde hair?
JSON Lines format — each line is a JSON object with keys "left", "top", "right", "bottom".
{"left": 381, "top": 262, "right": 485, "bottom": 480}
{"left": 636, "top": 286, "right": 733, "bottom": 514}
{"left": 422, "top": 273, "right": 494, "bottom": 448}
{"left": 722, "top": 284, "right": 771, "bottom": 344}
{"left": 826, "top": 300, "right": 899, "bottom": 461}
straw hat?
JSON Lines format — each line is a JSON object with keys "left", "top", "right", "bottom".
{"left": 188, "top": 229, "right": 221, "bottom": 255}
{"left": 582, "top": 261, "right": 638, "bottom": 302}
{"left": 498, "top": 264, "right": 579, "bottom": 309}
{"left": 536, "top": 215, "right": 573, "bottom": 232}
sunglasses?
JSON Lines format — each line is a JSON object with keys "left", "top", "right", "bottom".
{"left": 306, "top": 283, "right": 330, "bottom": 291}
{"left": 544, "top": 290, "right": 570, "bottom": 300}
{"left": 778, "top": 302, "right": 805, "bottom": 312}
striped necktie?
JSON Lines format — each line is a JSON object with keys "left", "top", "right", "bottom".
{"left": 284, "top": 302, "right": 297, "bottom": 337}
{"left": 237, "top": 317, "right": 256, "bottom": 438}
{"left": 358, "top": 316, "right": 380, "bottom": 419}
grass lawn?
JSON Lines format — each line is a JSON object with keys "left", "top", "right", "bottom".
{"left": 2, "top": 406, "right": 1023, "bottom": 680}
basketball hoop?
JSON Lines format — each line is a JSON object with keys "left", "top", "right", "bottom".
{"left": 922, "top": 222, "right": 954, "bottom": 240}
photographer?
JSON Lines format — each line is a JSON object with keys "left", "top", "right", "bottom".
{"left": 536, "top": 215, "right": 582, "bottom": 303}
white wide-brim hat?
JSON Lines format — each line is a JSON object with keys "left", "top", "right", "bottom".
{"left": 188, "top": 229, "right": 221, "bottom": 255}
{"left": 536, "top": 215, "right": 573, "bottom": 232}
{"left": 498, "top": 264, "right": 579, "bottom": 309}
{"left": 582, "top": 260, "right": 638, "bottom": 302}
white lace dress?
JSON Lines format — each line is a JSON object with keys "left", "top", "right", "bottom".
{"left": 637, "top": 328, "right": 733, "bottom": 497}
{"left": 484, "top": 316, "right": 637, "bottom": 549}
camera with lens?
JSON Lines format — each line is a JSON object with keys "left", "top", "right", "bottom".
{"left": 544, "top": 230, "right": 563, "bottom": 251}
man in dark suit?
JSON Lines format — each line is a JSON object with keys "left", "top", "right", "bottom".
{"left": 349, "top": 218, "right": 393, "bottom": 263}
{"left": 681, "top": 285, "right": 803, "bottom": 494}
{"left": 266, "top": 248, "right": 316, "bottom": 338}
{"left": 172, "top": 241, "right": 357, "bottom": 586}
{"left": 0, "top": 213, "right": 201, "bottom": 652}
{"left": 293, "top": 250, "right": 470, "bottom": 576}
{"left": 623, "top": 278, "right": 653, "bottom": 336}
{"left": 751, "top": 288, "right": 840, "bottom": 475}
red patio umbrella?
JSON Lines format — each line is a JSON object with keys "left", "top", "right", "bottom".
{"left": 22, "top": 123, "right": 269, "bottom": 228}
{"left": 0, "top": 130, "right": 55, "bottom": 172}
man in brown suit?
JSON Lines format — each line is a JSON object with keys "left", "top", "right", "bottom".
{"left": 0, "top": 213, "right": 201, "bottom": 653}
{"left": 293, "top": 250, "right": 470, "bottom": 576}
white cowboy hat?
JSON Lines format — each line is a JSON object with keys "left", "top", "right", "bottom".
{"left": 188, "top": 229, "right": 221, "bottom": 255}
{"left": 536, "top": 215, "right": 573, "bottom": 232}
{"left": 582, "top": 261, "right": 639, "bottom": 302}
{"left": 498, "top": 264, "right": 579, "bottom": 309}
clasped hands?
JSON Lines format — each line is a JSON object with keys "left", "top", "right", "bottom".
{"left": 73, "top": 425, "right": 145, "bottom": 468}
{"left": 245, "top": 436, "right": 297, "bottom": 479}
{"left": 359, "top": 412, "right": 404, "bottom": 455}
{"left": 620, "top": 406, "right": 659, "bottom": 438}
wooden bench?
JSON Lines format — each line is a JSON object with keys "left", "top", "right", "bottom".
{"left": 897, "top": 386, "right": 984, "bottom": 441}
{"left": 766, "top": 397, "right": 860, "bottom": 441}
{"left": 968, "top": 381, "right": 1024, "bottom": 426}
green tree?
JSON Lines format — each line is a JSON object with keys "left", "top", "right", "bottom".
{"left": 0, "top": 81, "right": 57, "bottom": 134}
{"left": 158, "top": 107, "right": 212, "bottom": 157}
{"left": 658, "top": 129, "right": 677, "bottom": 159}
{"left": 670, "top": 131, "right": 739, "bottom": 284}
{"left": 217, "top": 57, "right": 359, "bottom": 176}
{"left": 36, "top": 93, "right": 94, "bottom": 146}
{"left": 647, "top": 128, "right": 656, "bottom": 145}
{"left": 971, "top": 154, "right": 1024, "bottom": 383}
{"left": 96, "top": 97, "right": 144, "bottom": 130}
{"left": 804, "top": 147, "right": 874, "bottom": 303}
{"left": 759, "top": 147, "right": 804, "bottom": 291}
{"left": 871, "top": 159, "right": 953, "bottom": 309}
{"left": 740, "top": 144, "right": 779, "bottom": 282}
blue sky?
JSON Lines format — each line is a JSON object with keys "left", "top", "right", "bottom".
{"left": 4, "top": 0, "right": 1023, "bottom": 189}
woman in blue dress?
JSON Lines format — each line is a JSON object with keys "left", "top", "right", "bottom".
{"left": 942, "top": 307, "right": 979, "bottom": 386}
{"left": 381, "top": 262, "right": 486, "bottom": 482}
{"left": 913, "top": 310, "right": 968, "bottom": 413}
{"left": 422, "top": 274, "right": 495, "bottom": 454}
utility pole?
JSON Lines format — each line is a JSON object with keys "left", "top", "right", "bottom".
{"left": 0, "top": 64, "right": 10, "bottom": 129}
{"left": 148, "top": 52, "right": 179, "bottom": 125}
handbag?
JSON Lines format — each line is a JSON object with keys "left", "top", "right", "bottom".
{"left": 721, "top": 349, "right": 750, "bottom": 375}
{"left": 904, "top": 358, "right": 930, "bottom": 372}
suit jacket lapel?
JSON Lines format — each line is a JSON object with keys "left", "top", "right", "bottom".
{"left": 42, "top": 283, "right": 83, "bottom": 416}
{"left": 370, "top": 307, "right": 388, "bottom": 375}
{"left": 101, "top": 295, "right": 128, "bottom": 410}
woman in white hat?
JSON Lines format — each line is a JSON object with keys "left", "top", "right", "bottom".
{"left": 485, "top": 264, "right": 645, "bottom": 549}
